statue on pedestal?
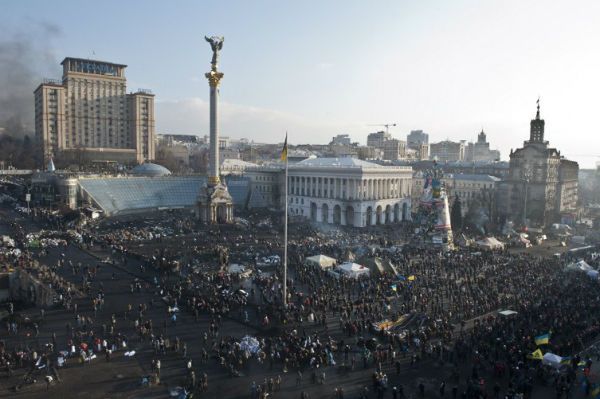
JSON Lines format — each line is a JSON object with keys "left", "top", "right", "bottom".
{"left": 205, "top": 36, "right": 224, "bottom": 70}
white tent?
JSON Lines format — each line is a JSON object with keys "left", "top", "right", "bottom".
{"left": 498, "top": 310, "right": 518, "bottom": 317}
{"left": 305, "top": 254, "right": 337, "bottom": 270}
{"left": 475, "top": 237, "right": 505, "bottom": 250}
{"left": 542, "top": 352, "right": 563, "bottom": 368}
{"left": 338, "top": 262, "right": 370, "bottom": 278}
{"left": 587, "top": 270, "right": 599, "bottom": 280}
{"left": 566, "top": 260, "right": 593, "bottom": 272}
{"left": 228, "top": 264, "right": 252, "bottom": 278}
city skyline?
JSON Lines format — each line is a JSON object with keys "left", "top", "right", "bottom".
{"left": 1, "top": 0, "right": 600, "bottom": 167}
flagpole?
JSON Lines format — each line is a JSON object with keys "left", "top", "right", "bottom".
{"left": 283, "top": 136, "right": 288, "bottom": 308}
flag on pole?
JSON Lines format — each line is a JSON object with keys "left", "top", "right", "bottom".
{"left": 534, "top": 333, "right": 550, "bottom": 346}
{"left": 280, "top": 133, "right": 288, "bottom": 161}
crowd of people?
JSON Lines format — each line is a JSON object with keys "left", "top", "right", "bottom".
{"left": 1, "top": 205, "right": 600, "bottom": 398}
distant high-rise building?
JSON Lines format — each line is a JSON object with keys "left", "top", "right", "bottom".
{"left": 330, "top": 134, "right": 352, "bottom": 146}
{"left": 430, "top": 140, "right": 466, "bottom": 162}
{"left": 383, "top": 139, "right": 406, "bottom": 161}
{"left": 407, "top": 130, "right": 429, "bottom": 148}
{"left": 367, "top": 131, "right": 391, "bottom": 148}
{"left": 465, "top": 130, "right": 501, "bottom": 162}
{"left": 35, "top": 57, "right": 156, "bottom": 165}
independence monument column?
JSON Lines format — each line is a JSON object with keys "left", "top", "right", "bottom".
{"left": 196, "top": 35, "right": 233, "bottom": 223}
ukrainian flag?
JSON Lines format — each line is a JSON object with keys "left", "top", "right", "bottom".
{"left": 560, "top": 356, "right": 571, "bottom": 365}
{"left": 529, "top": 348, "right": 543, "bottom": 360}
{"left": 280, "top": 133, "right": 288, "bottom": 162}
{"left": 535, "top": 333, "right": 550, "bottom": 346}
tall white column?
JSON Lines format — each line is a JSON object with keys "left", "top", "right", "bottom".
{"left": 371, "top": 180, "right": 375, "bottom": 200}
{"left": 206, "top": 71, "right": 224, "bottom": 186}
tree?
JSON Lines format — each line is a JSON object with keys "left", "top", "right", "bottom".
{"left": 450, "top": 195, "right": 463, "bottom": 231}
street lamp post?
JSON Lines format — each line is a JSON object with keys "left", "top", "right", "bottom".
{"left": 522, "top": 169, "right": 532, "bottom": 227}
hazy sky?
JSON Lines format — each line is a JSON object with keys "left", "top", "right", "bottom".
{"left": 2, "top": 0, "right": 600, "bottom": 167}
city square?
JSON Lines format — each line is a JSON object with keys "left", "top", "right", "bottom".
{"left": 1, "top": 2, "right": 600, "bottom": 399}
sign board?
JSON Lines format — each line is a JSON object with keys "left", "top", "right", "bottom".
{"left": 25, "top": 194, "right": 31, "bottom": 202}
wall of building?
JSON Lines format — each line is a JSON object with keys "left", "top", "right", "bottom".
{"left": 35, "top": 58, "right": 156, "bottom": 166}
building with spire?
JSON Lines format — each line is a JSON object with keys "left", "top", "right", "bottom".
{"left": 466, "top": 129, "right": 501, "bottom": 162}
{"left": 497, "top": 100, "right": 579, "bottom": 226}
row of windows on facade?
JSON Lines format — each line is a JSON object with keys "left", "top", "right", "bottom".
{"left": 415, "top": 181, "right": 494, "bottom": 189}
{"left": 453, "top": 190, "right": 486, "bottom": 199}
{"left": 256, "top": 185, "right": 272, "bottom": 192}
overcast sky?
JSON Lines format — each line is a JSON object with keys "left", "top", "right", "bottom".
{"left": 2, "top": 0, "right": 600, "bottom": 167}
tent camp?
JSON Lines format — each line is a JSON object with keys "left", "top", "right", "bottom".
{"left": 338, "top": 262, "right": 370, "bottom": 278}
{"left": 305, "top": 254, "right": 337, "bottom": 270}
{"left": 475, "top": 237, "right": 505, "bottom": 250}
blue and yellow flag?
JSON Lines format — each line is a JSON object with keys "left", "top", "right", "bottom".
{"left": 529, "top": 348, "right": 543, "bottom": 360}
{"left": 560, "top": 356, "right": 571, "bottom": 365}
{"left": 280, "top": 133, "right": 288, "bottom": 162}
{"left": 535, "top": 333, "right": 550, "bottom": 346}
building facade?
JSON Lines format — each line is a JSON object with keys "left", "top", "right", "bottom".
{"left": 366, "top": 131, "right": 391, "bottom": 148}
{"left": 430, "top": 140, "right": 466, "bottom": 162}
{"left": 329, "top": 134, "right": 352, "bottom": 146}
{"left": 497, "top": 103, "right": 579, "bottom": 226}
{"left": 287, "top": 158, "right": 412, "bottom": 227}
{"left": 383, "top": 139, "right": 406, "bottom": 161}
{"left": 466, "top": 130, "right": 501, "bottom": 162}
{"left": 412, "top": 172, "right": 499, "bottom": 216}
{"left": 35, "top": 57, "right": 155, "bottom": 166}
{"left": 245, "top": 165, "right": 283, "bottom": 209}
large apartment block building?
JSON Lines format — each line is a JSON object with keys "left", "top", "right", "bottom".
{"left": 35, "top": 57, "right": 155, "bottom": 165}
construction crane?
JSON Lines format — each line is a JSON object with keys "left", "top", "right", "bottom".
{"left": 368, "top": 123, "right": 397, "bottom": 134}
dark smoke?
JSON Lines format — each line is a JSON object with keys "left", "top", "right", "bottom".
{"left": 0, "top": 22, "right": 62, "bottom": 137}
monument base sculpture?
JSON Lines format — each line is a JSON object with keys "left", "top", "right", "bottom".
{"left": 196, "top": 182, "right": 234, "bottom": 224}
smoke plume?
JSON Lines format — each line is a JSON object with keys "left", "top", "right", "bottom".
{"left": 0, "top": 22, "right": 62, "bottom": 137}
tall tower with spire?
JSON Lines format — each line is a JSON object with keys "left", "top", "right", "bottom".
{"left": 529, "top": 98, "right": 546, "bottom": 143}
{"left": 499, "top": 98, "right": 579, "bottom": 227}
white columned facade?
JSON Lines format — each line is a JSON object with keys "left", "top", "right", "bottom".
{"left": 286, "top": 158, "right": 413, "bottom": 228}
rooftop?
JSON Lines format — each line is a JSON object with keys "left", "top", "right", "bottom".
{"left": 61, "top": 57, "right": 127, "bottom": 68}
{"left": 131, "top": 163, "right": 171, "bottom": 177}
{"left": 294, "top": 157, "right": 384, "bottom": 169}
{"left": 445, "top": 173, "right": 501, "bottom": 182}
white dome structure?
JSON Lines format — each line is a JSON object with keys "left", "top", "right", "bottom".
{"left": 131, "top": 163, "right": 171, "bottom": 177}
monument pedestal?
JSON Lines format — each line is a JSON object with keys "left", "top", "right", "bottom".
{"left": 196, "top": 182, "right": 234, "bottom": 223}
